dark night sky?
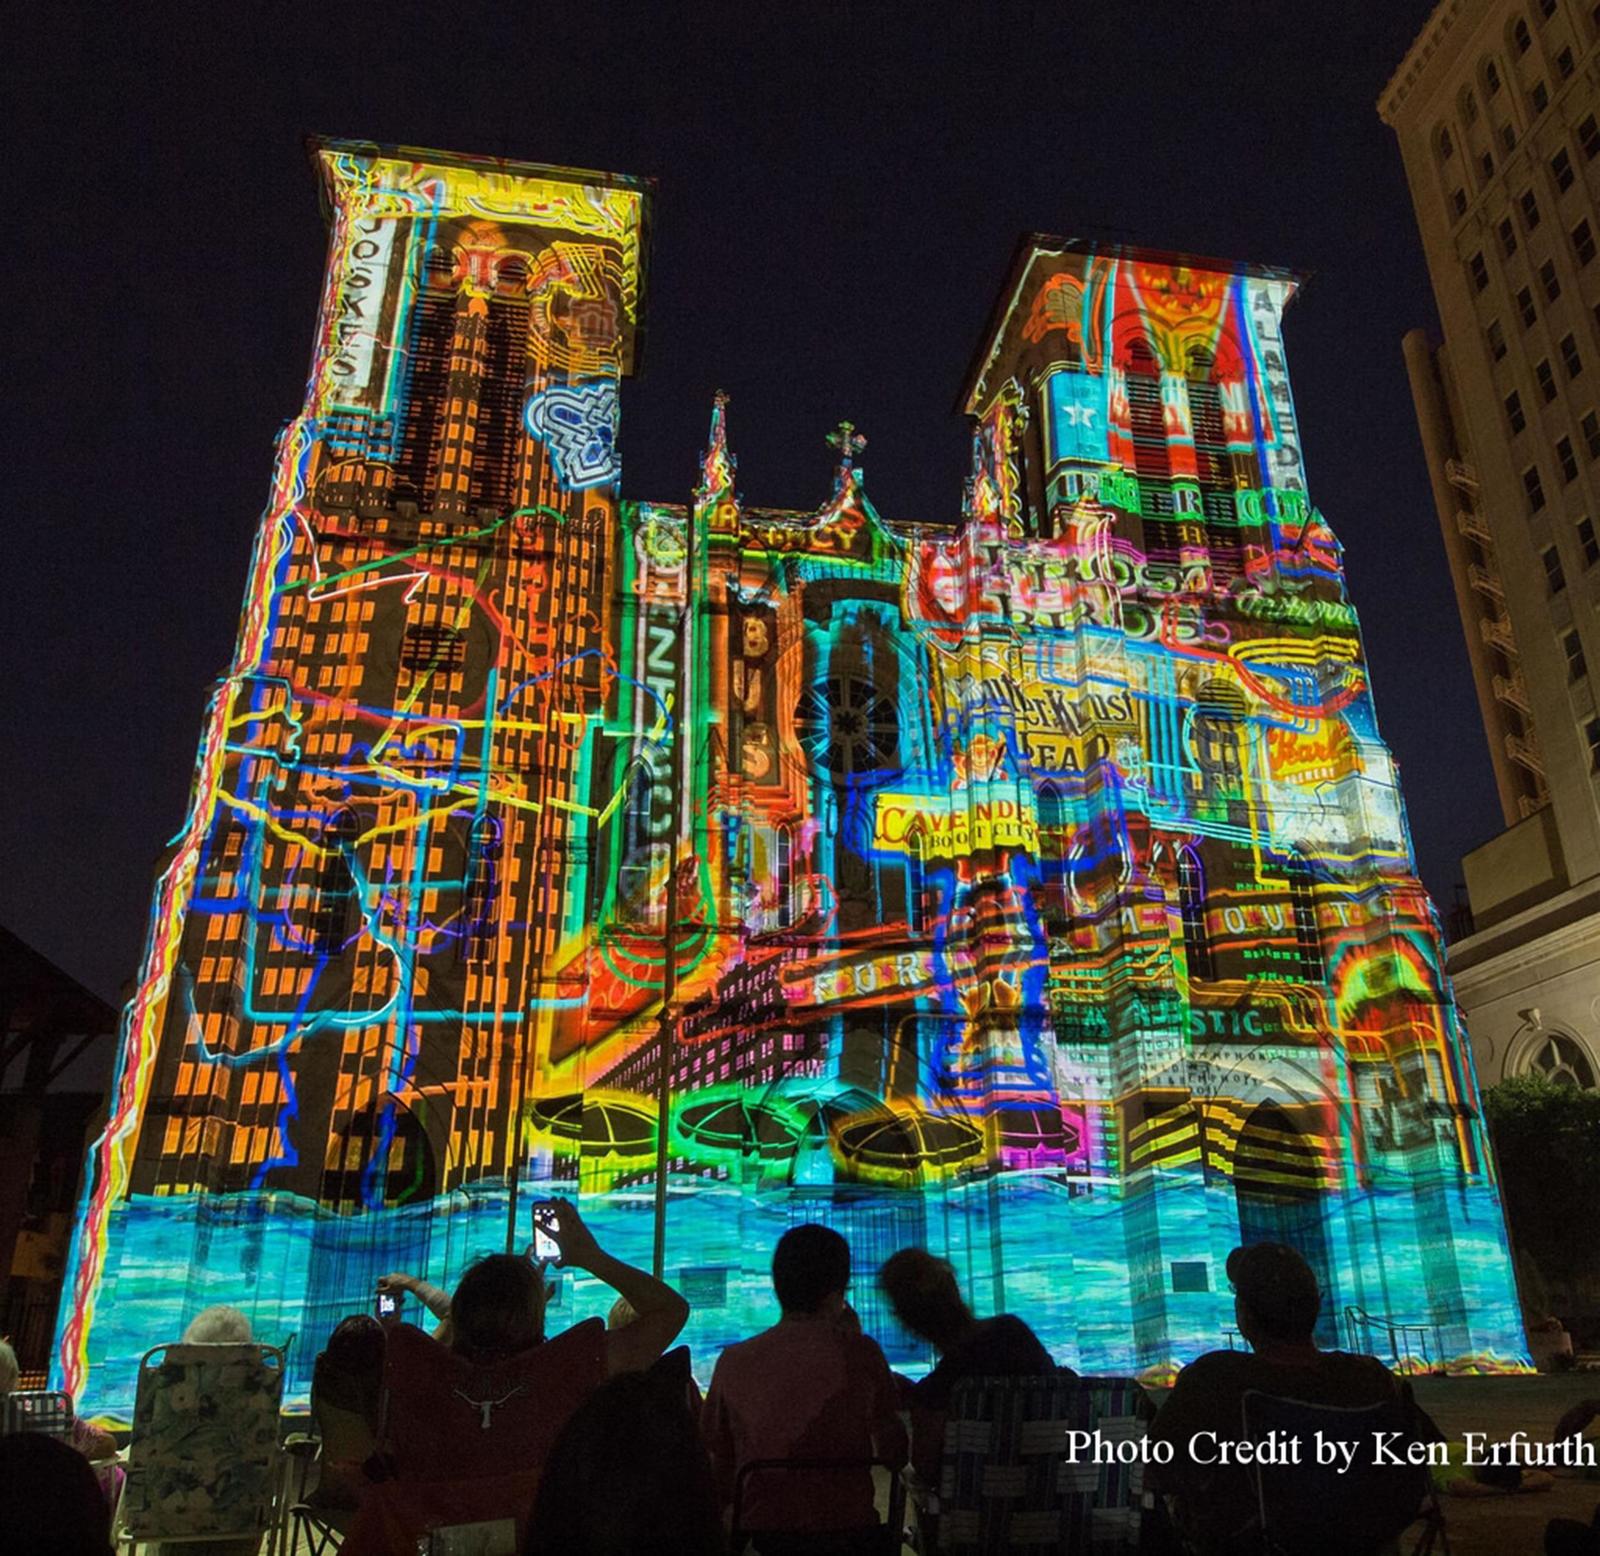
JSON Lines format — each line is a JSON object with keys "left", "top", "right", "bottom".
{"left": 8, "top": 2, "right": 1491, "bottom": 1003}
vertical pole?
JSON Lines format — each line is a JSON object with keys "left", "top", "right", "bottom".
{"left": 652, "top": 499, "right": 695, "bottom": 1278}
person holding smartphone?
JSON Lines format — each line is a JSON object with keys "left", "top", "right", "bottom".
{"left": 526, "top": 1198, "right": 689, "bottom": 1377}
{"left": 377, "top": 1200, "right": 688, "bottom": 1375}
{"left": 376, "top": 1269, "right": 454, "bottom": 1341}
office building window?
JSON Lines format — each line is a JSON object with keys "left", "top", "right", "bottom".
{"left": 1519, "top": 286, "right": 1539, "bottom": 326}
{"left": 1542, "top": 259, "right": 1563, "bottom": 301}
{"left": 1489, "top": 319, "right": 1509, "bottom": 360}
{"left": 1481, "top": 150, "right": 1497, "bottom": 183}
{"left": 1576, "top": 219, "right": 1597, "bottom": 267}
{"left": 1553, "top": 148, "right": 1576, "bottom": 192}
{"left": 1587, "top": 718, "right": 1600, "bottom": 775}
{"left": 1559, "top": 435, "right": 1579, "bottom": 481}
{"left": 1583, "top": 116, "right": 1600, "bottom": 159}
{"left": 1470, "top": 251, "right": 1490, "bottom": 291}
{"left": 1533, "top": 80, "right": 1551, "bottom": 114}
{"left": 1526, "top": 465, "right": 1548, "bottom": 511}
{"left": 1538, "top": 358, "right": 1558, "bottom": 401}
{"left": 1486, "top": 60, "right": 1503, "bottom": 97}
{"left": 1564, "top": 628, "right": 1588, "bottom": 682}
{"left": 1439, "top": 125, "right": 1455, "bottom": 159}
{"left": 1543, "top": 544, "right": 1567, "bottom": 592}
{"left": 1514, "top": 17, "right": 1533, "bottom": 52}
{"left": 1522, "top": 188, "right": 1543, "bottom": 229}
{"left": 1500, "top": 217, "right": 1519, "bottom": 256}
{"left": 1507, "top": 389, "right": 1527, "bottom": 433}
{"left": 1579, "top": 515, "right": 1600, "bottom": 566}
{"left": 1563, "top": 333, "right": 1585, "bottom": 378}
{"left": 1464, "top": 89, "right": 1480, "bottom": 124}
{"left": 1584, "top": 411, "right": 1600, "bottom": 458}
{"left": 1452, "top": 187, "right": 1468, "bottom": 219}
{"left": 1557, "top": 45, "right": 1575, "bottom": 78}
{"left": 1537, "top": 0, "right": 1556, "bottom": 18}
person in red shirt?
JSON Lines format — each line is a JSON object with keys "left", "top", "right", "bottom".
{"left": 702, "top": 1224, "right": 908, "bottom": 1543}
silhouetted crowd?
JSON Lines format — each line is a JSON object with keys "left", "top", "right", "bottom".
{"left": 3, "top": 1204, "right": 1598, "bottom": 1554}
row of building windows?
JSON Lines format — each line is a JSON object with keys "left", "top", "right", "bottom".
{"left": 1470, "top": 211, "right": 1596, "bottom": 298}
{"left": 1438, "top": 1, "right": 1593, "bottom": 173}
{"left": 1538, "top": 514, "right": 1600, "bottom": 587}
{"left": 1449, "top": 95, "right": 1598, "bottom": 228}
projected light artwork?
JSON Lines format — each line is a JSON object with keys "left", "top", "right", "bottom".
{"left": 59, "top": 141, "right": 1526, "bottom": 1412}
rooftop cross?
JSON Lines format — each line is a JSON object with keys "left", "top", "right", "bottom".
{"left": 826, "top": 419, "right": 866, "bottom": 472}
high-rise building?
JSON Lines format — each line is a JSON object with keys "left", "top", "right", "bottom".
{"left": 1381, "top": 0, "right": 1600, "bottom": 1094}
{"left": 58, "top": 140, "right": 1525, "bottom": 1413}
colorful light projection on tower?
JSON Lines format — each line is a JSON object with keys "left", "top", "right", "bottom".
{"left": 59, "top": 145, "right": 1526, "bottom": 1412}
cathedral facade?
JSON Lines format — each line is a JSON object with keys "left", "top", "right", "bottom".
{"left": 59, "top": 141, "right": 1525, "bottom": 1411}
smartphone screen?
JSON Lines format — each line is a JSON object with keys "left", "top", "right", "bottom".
{"left": 376, "top": 1290, "right": 399, "bottom": 1319}
{"left": 532, "top": 1209, "right": 560, "bottom": 1262}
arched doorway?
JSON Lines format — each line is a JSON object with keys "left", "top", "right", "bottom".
{"left": 1233, "top": 1101, "right": 1337, "bottom": 1347}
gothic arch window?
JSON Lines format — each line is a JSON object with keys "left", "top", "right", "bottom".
{"left": 1036, "top": 780, "right": 1070, "bottom": 925}
{"left": 1125, "top": 337, "right": 1170, "bottom": 481}
{"left": 1519, "top": 1030, "right": 1598, "bottom": 1088}
{"left": 470, "top": 260, "right": 532, "bottom": 513}
{"left": 1193, "top": 678, "right": 1247, "bottom": 792}
{"left": 1284, "top": 852, "right": 1325, "bottom": 982}
{"left": 1037, "top": 779, "right": 1069, "bottom": 840}
{"left": 905, "top": 826, "right": 927, "bottom": 935}
{"left": 310, "top": 809, "right": 362, "bottom": 955}
{"left": 775, "top": 824, "right": 794, "bottom": 929}
{"left": 625, "top": 760, "right": 654, "bottom": 850}
{"left": 1177, "top": 846, "right": 1215, "bottom": 982}
{"left": 394, "top": 245, "right": 458, "bottom": 504}
{"left": 463, "top": 815, "right": 502, "bottom": 961}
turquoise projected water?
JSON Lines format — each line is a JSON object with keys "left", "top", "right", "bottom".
{"left": 70, "top": 1170, "right": 1528, "bottom": 1418}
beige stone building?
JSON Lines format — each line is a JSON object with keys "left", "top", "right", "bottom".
{"left": 1381, "top": 0, "right": 1600, "bottom": 1091}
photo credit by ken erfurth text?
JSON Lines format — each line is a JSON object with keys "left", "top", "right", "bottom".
{"left": 1063, "top": 1428, "right": 1599, "bottom": 1474}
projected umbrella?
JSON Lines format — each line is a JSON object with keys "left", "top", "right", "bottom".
{"left": 832, "top": 1107, "right": 984, "bottom": 1184}
{"left": 526, "top": 1093, "right": 584, "bottom": 1139}
{"left": 672, "top": 1090, "right": 769, "bottom": 1168}
{"left": 992, "top": 1104, "right": 1077, "bottom": 1157}
{"left": 526, "top": 1092, "right": 657, "bottom": 1158}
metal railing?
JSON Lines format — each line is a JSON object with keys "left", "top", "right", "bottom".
{"left": 1344, "top": 1305, "right": 1445, "bottom": 1374}
{"left": 1505, "top": 733, "right": 1546, "bottom": 774}
{"left": 1492, "top": 671, "right": 1531, "bottom": 712}
{"left": 1467, "top": 562, "right": 1505, "bottom": 599}
{"left": 1478, "top": 614, "right": 1517, "bottom": 653}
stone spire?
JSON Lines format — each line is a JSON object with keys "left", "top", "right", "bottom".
{"left": 696, "top": 389, "right": 736, "bottom": 506}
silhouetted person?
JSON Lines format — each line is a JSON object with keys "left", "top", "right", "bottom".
{"left": 1149, "top": 1242, "right": 1435, "bottom": 1554}
{"left": 880, "top": 1246, "right": 1059, "bottom": 1483}
{"left": 702, "top": 1224, "right": 907, "bottom": 1542}
{"left": 525, "top": 1370, "right": 723, "bottom": 1555}
{"left": 393, "top": 1201, "right": 688, "bottom": 1375}
{"left": 0, "top": 1432, "right": 114, "bottom": 1555}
